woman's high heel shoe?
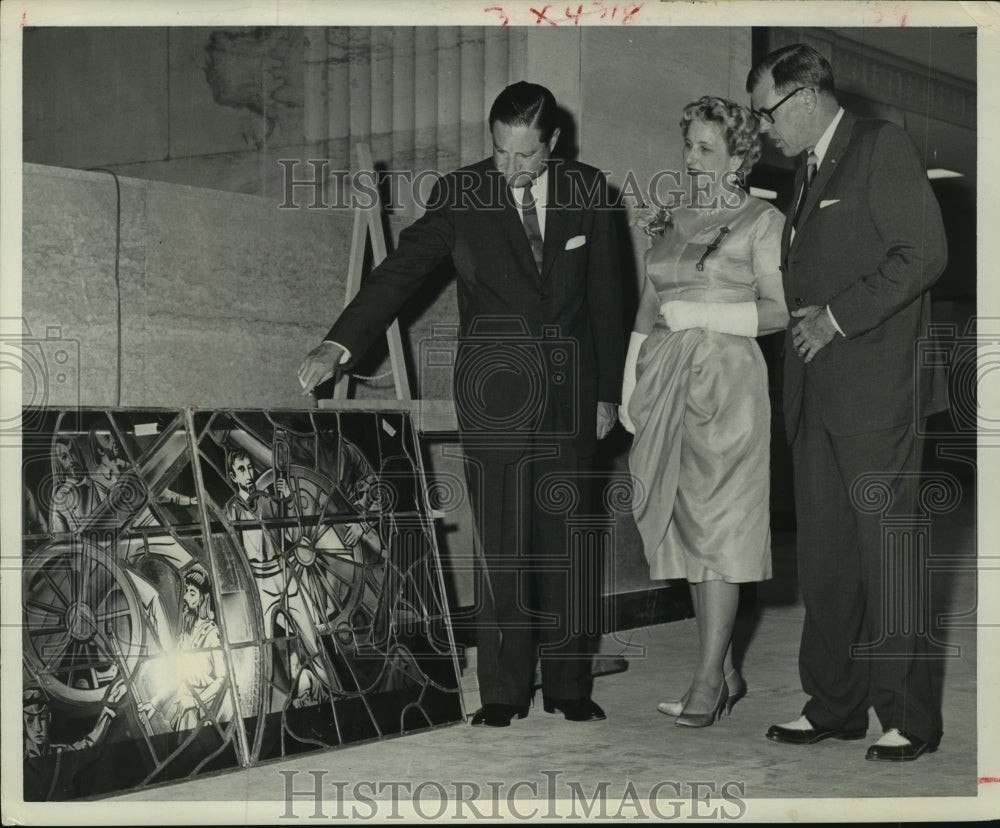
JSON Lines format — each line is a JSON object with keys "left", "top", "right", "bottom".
{"left": 661, "top": 672, "right": 746, "bottom": 718}
{"left": 675, "top": 683, "right": 729, "bottom": 729}
{"left": 724, "top": 670, "right": 747, "bottom": 716}
{"left": 656, "top": 692, "right": 689, "bottom": 717}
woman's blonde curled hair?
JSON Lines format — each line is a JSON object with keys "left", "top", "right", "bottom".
{"left": 680, "top": 96, "right": 762, "bottom": 176}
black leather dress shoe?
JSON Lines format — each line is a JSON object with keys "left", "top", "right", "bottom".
{"left": 865, "top": 733, "right": 938, "bottom": 762}
{"left": 766, "top": 720, "right": 867, "bottom": 745}
{"left": 469, "top": 703, "right": 528, "bottom": 727}
{"left": 542, "top": 697, "right": 606, "bottom": 722}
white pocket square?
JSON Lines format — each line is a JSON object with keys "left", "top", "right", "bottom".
{"left": 820, "top": 199, "right": 841, "bottom": 209}
{"left": 564, "top": 235, "right": 586, "bottom": 250}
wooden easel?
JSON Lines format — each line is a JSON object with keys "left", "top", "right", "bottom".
{"left": 333, "top": 143, "right": 411, "bottom": 402}
{"left": 321, "top": 144, "right": 457, "bottom": 433}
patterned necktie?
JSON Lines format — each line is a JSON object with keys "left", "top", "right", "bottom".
{"left": 792, "top": 150, "right": 819, "bottom": 228}
{"left": 518, "top": 184, "right": 544, "bottom": 273}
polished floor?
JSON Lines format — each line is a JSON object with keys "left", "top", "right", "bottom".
{"left": 110, "top": 486, "right": 990, "bottom": 820}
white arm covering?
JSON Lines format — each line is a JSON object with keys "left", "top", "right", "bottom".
{"left": 659, "top": 300, "right": 759, "bottom": 337}
{"left": 322, "top": 340, "right": 353, "bottom": 363}
{"left": 619, "top": 331, "right": 647, "bottom": 435}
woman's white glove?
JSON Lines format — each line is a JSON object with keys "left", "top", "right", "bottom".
{"left": 659, "top": 300, "right": 758, "bottom": 337}
{"left": 619, "top": 331, "right": 648, "bottom": 435}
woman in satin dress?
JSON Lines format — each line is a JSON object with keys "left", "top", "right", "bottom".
{"left": 620, "top": 97, "right": 789, "bottom": 727}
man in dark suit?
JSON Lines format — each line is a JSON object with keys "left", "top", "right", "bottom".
{"left": 297, "top": 81, "right": 623, "bottom": 727}
{"left": 747, "top": 44, "right": 948, "bottom": 761}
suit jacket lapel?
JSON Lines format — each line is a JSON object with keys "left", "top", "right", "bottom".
{"left": 781, "top": 160, "right": 804, "bottom": 260}
{"left": 540, "top": 162, "right": 566, "bottom": 285}
{"left": 793, "top": 111, "right": 856, "bottom": 241}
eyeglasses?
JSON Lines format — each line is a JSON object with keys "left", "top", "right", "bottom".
{"left": 752, "top": 86, "right": 810, "bottom": 125}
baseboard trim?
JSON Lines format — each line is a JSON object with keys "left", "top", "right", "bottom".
{"left": 604, "top": 583, "right": 694, "bottom": 633}
{"left": 448, "top": 582, "right": 712, "bottom": 649}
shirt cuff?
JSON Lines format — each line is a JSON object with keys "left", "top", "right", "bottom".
{"left": 322, "top": 340, "right": 352, "bottom": 364}
{"left": 825, "top": 305, "right": 844, "bottom": 336}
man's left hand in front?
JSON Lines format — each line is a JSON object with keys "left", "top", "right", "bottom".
{"left": 791, "top": 305, "right": 837, "bottom": 364}
{"left": 596, "top": 402, "right": 618, "bottom": 439}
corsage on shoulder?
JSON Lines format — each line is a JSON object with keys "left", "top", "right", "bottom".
{"left": 631, "top": 203, "right": 673, "bottom": 237}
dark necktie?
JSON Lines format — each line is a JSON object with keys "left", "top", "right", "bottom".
{"left": 792, "top": 150, "right": 819, "bottom": 228}
{"left": 518, "top": 184, "right": 544, "bottom": 273}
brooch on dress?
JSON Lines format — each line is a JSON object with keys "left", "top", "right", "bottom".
{"left": 695, "top": 226, "right": 731, "bottom": 271}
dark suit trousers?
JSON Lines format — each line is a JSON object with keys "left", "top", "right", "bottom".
{"left": 465, "top": 442, "right": 599, "bottom": 707}
{"left": 792, "top": 379, "right": 942, "bottom": 746}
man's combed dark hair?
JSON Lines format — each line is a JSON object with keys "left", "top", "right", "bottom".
{"left": 489, "top": 81, "right": 560, "bottom": 142}
{"left": 746, "top": 43, "right": 836, "bottom": 96}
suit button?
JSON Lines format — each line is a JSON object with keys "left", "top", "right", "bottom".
{"left": 778, "top": 265, "right": 785, "bottom": 273}
{"left": 793, "top": 297, "right": 803, "bottom": 308}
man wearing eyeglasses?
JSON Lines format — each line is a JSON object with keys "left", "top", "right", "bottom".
{"left": 747, "top": 44, "right": 948, "bottom": 762}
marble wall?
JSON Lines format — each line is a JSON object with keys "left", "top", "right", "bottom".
{"left": 22, "top": 164, "right": 353, "bottom": 409}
